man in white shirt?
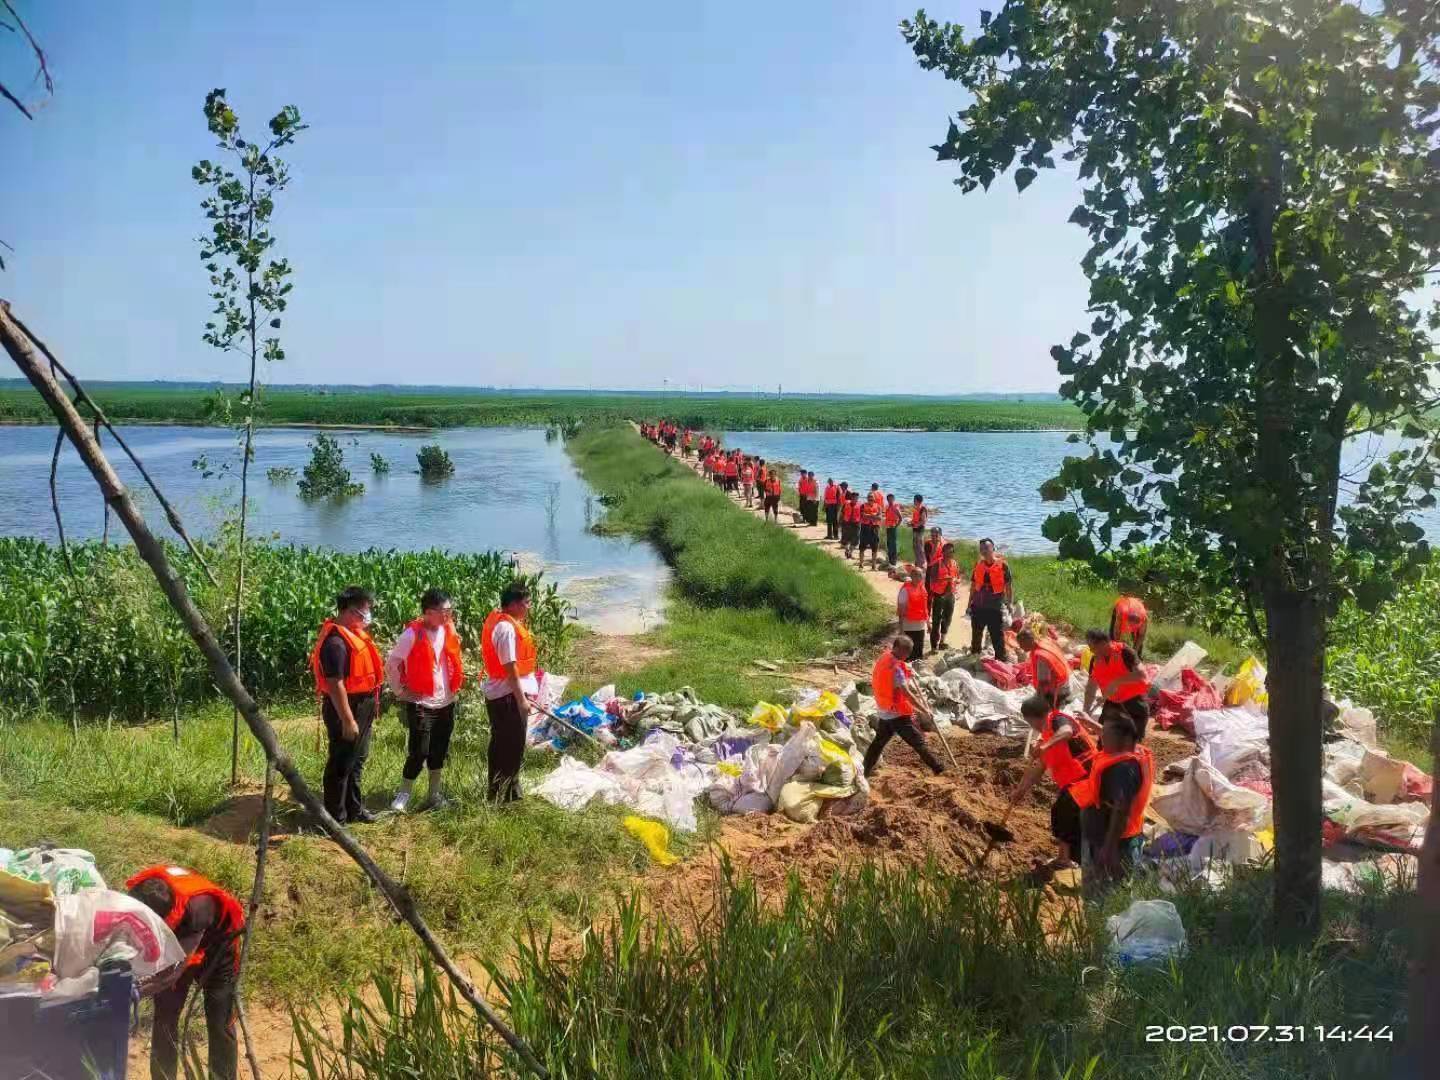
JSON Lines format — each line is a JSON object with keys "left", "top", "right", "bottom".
{"left": 386, "top": 589, "right": 465, "bottom": 812}
{"left": 481, "top": 582, "right": 540, "bottom": 802}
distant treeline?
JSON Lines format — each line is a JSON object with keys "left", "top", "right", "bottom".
{"left": 0, "top": 386, "right": 1083, "bottom": 432}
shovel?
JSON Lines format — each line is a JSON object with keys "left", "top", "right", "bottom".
{"left": 930, "top": 712, "right": 960, "bottom": 771}
{"left": 532, "top": 704, "right": 606, "bottom": 751}
{"left": 975, "top": 805, "right": 1017, "bottom": 868}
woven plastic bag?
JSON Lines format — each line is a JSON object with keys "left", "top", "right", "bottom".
{"left": 749, "top": 702, "right": 789, "bottom": 733}
{"left": 623, "top": 816, "right": 679, "bottom": 866}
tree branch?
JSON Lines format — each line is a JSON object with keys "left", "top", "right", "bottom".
{"left": 48, "top": 421, "right": 70, "bottom": 573}
{"left": 0, "top": 301, "right": 549, "bottom": 1079}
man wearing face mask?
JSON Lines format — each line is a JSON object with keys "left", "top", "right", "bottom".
{"left": 309, "top": 585, "right": 383, "bottom": 825}
{"left": 386, "top": 588, "right": 465, "bottom": 813}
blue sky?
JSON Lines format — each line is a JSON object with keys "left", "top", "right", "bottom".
{"left": 2, "top": 1, "right": 1091, "bottom": 393}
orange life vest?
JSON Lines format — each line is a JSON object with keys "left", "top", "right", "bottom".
{"left": 124, "top": 865, "right": 245, "bottom": 970}
{"left": 824, "top": 483, "right": 839, "bottom": 505}
{"left": 309, "top": 621, "right": 383, "bottom": 697}
{"left": 1114, "top": 596, "right": 1148, "bottom": 634}
{"left": 1068, "top": 745, "right": 1155, "bottom": 839}
{"left": 726, "top": 460, "right": 739, "bottom": 478}
{"left": 1091, "top": 641, "right": 1149, "bottom": 703}
{"left": 860, "top": 501, "right": 880, "bottom": 526}
{"left": 884, "top": 503, "right": 901, "bottom": 527}
{"left": 871, "top": 651, "right": 916, "bottom": 716}
{"left": 1038, "top": 710, "right": 1097, "bottom": 789}
{"left": 971, "top": 559, "right": 1007, "bottom": 596}
{"left": 481, "top": 610, "right": 537, "bottom": 680}
{"left": 1029, "top": 638, "right": 1072, "bottom": 693}
{"left": 900, "top": 582, "right": 929, "bottom": 622}
{"left": 767, "top": 476, "right": 782, "bottom": 496}
{"left": 401, "top": 619, "right": 465, "bottom": 697}
{"left": 910, "top": 504, "right": 926, "bottom": 528}
{"left": 928, "top": 558, "right": 959, "bottom": 596}
{"left": 743, "top": 466, "right": 754, "bottom": 483}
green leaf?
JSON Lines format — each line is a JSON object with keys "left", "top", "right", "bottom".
{"left": 1014, "top": 167, "right": 1038, "bottom": 192}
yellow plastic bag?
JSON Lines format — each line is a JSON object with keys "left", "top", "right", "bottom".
{"left": 1225, "top": 657, "right": 1269, "bottom": 707}
{"left": 715, "top": 761, "right": 742, "bottom": 778}
{"left": 748, "top": 701, "right": 788, "bottom": 732}
{"left": 623, "top": 816, "right": 679, "bottom": 866}
{"left": 792, "top": 691, "right": 843, "bottom": 722}
{"left": 817, "top": 738, "right": 849, "bottom": 765}
{"left": 1078, "top": 645, "right": 1093, "bottom": 672}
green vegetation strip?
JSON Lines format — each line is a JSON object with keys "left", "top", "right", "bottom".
{"left": 0, "top": 538, "right": 568, "bottom": 721}
{"left": 0, "top": 385, "right": 1082, "bottom": 431}
{"left": 293, "top": 862, "right": 1409, "bottom": 1079}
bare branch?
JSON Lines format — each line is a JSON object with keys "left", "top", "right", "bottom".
{"left": 48, "top": 421, "right": 70, "bottom": 573}
{"left": 0, "top": 0, "right": 51, "bottom": 94}
{"left": 0, "top": 79, "right": 32, "bottom": 119}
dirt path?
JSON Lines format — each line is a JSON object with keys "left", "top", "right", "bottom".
{"left": 669, "top": 442, "right": 976, "bottom": 633}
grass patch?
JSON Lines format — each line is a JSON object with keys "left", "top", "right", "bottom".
{"left": 0, "top": 705, "right": 651, "bottom": 1000}
{"left": 293, "top": 861, "right": 1411, "bottom": 1078}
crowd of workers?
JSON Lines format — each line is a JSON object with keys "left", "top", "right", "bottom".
{"left": 643, "top": 418, "right": 1158, "bottom": 884}
{"left": 123, "top": 421, "right": 1155, "bottom": 1080}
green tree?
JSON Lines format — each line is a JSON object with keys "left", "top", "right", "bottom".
{"left": 298, "top": 435, "right": 364, "bottom": 500}
{"left": 193, "top": 88, "right": 305, "bottom": 779}
{"left": 903, "top": 1, "right": 1440, "bottom": 935}
{"left": 418, "top": 444, "right": 455, "bottom": 480}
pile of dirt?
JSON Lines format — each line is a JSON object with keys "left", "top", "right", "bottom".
{"left": 643, "top": 729, "right": 1061, "bottom": 930}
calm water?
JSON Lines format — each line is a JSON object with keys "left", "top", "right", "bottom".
{"left": 725, "top": 429, "right": 1440, "bottom": 554}
{"left": 0, "top": 425, "right": 667, "bottom": 634}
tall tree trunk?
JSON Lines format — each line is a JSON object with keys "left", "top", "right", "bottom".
{"left": 1264, "top": 586, "right": 1325, "bottom": 938}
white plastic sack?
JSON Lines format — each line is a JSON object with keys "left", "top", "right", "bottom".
{"left": 1189, "top": 830, "right": 1267, "bottom": 871}
{"left": 590, "top": 684, "right": 617, "bottom": 708}
{"left": 53, "top": 890, "right": 185, "bottom": 980}
{"left": 534, "top": 756, "right": 628, "bottom": 812}
{"left": 1324, "top": 739, "right": 1367, "bottom": 793}
{"left": 1153, "top": 641, "right": 1208, "bottom": 690}
{"left": 766, "top": 722, "right": 820, "bottom": 803}
{"left": 0, "top": 848, "right": 106, "bottom": 896}
{"left": 1192, "top": 708, "right": 1270, "bottom": 778}
{"left": 1359, "top": 749, "right": 1409, "bottom": 805}
{"left": 1106, "top": 900, "right": 1187, "bottom": 967}
{"left": 1151, "top": 749, "right": 1270, "bottom": 836}
{"left": 941, "top": 668, "right": 1030, "bottom": 737}
{"left": 1334, "top": 704, "right": 1379, "bottom": 749}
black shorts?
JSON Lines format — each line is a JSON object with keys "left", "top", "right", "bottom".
{"left": 842, "top": 521, "right": 859, "bottom": 543}
{"left": 1051, "top": 786, "right": 1082, "bottom": 853}
{"left": 859, "top": 524, "right": 879, "bottom": 548}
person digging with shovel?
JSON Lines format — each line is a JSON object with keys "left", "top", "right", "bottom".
{"left": 1006, "top": 695, "right": 1099, "bottom": 869}
{"left": 862, "top": 635, "right": 947, "bottom": 778}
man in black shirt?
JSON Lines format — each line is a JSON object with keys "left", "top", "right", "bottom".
{"left": 1080, "top": 714, "right": 1150, "bottom": 883}
{"left": 309, "top": 585, "right": 384, "bottom": 825}
{"left": 967, "top": 537, "right": 1014, "bottom": 661}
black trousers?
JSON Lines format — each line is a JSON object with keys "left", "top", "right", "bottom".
{"left": 886, "top": 526, "right": 899, "bottom": 565}
{"left": 970, "top": 606, "right": 1007, "bottom": 661}
{"left": 1050, "top": 786, "right": 1082, "bottom": 855}
{"left": 322, "top": 692, "right": 376, "bottom": 823}
{"left": 824, "top": 503, "right": 839, "bottom": 538}
{"left": 929, "top": 592, "right": 955, "bottom": 649}
{"left": 904, "top": 628, "right": 926, "bottom": 660}
{"left": 485, "top": 693, "right": 526, "bottom": 802}
{"left": 151, "top": 951, "right": 238, "bottom": 1080}
{"left": 403, "top": 702, "right": 456, "bottom": 779}
{"left": 863, "top": 714, "right": 944, "bottom": 776}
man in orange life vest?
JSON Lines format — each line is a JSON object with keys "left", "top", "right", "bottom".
{"left": 1016, "top": 627, "right": 1074, "bottom": 708}
{"left": 1073, "top": 710, "right": 1155, "bottom": 881}
{"left": 1083, "top": 628, "right": 1152, "bottom": 739}
{"left": 858, "top": 491, "right": 881, "bottom": 568}
{"left": 127, "top": 865, "right": 246, "bottom": 1080}
{"left": 862, "top": 634, "right": 945, "bottom": 777}
{"left": 482, "top": 581, "right": 539, "bottom": 802}
{"left": 763, "top": 468, "right": 783, "bottom": 523}
{"left": 1110, "top": 595, "right": 1149, "bottom": 658}
{"left": 309, "top": 585, "right": 383, "bottom": 825}
{"left": 883, "top": 493, "right": 902, "bottom": 567}
{"left": 385, "top": 588, "right": 464, "bottom": 813}
{"left": 909, "top": 495, "right": 928, "bottom": 566}
{"left": 927, "top": 541, "right": 961, "bottom": 651}
{"left": 967, "top": 537, "right": 1014, "bottom": 661}
{"left": 823, "top": 477, "right": 840, "bottom": 539}
{"left": 897, "top": 565, "right": 930, "bottom": 659}
{"left": 1009, "top": 696, "right": 1097, "bottom": 867}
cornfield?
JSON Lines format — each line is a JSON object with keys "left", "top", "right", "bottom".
{"left": 0, "top": 538, "right": 569, "bottom": 721}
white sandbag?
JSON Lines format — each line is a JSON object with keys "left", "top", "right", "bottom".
{"left": 1192, "top": 708, "right": 1270, "bottom": 778}
{"left": 1324, "top": 739, "right": 1367, "bottom": 793}
{"left": 534, "top": 756, "right": 628, "bottom": 812}
{"left": 0, "top": 848, "right": 106, "bottom": 896}
{"left": 1106, "top": 900, "right": 1187, "bottom": 967}
{"left": 53, "top": 890, "right": 185, "bottom": 981}
{"left": 1321, "top": 853, "right": 1418, "bottom": 893}
{"left": 1151, "top": 750, "right": 1270, "bottom": 836}
{"left": 590, "top": 684, "right": 617, "bottom": 707}
{"left": 943, "top": 668, "right": 1030, "bottom": 737}
{"left": 766, "top": 721, "right": 820, "bottom": 803}
{"left": 1334, "top": 704, "right": 1378, "bottom": 749}
{"left": 1359, "top": 749, "right": 1409, "bottom": 805}
{"left": 1153, "top": 641, "right": 1208, "bottom": 690}
{"left": 1188, "top": 830, "right": 1266, "bottom": 871}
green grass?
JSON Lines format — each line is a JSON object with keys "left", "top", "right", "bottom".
{"left": 292, "top": 860, "right": 1412, "bottom": 1079}
{"left": 0, "top": 704, "right": 652, "bottom": 1000}
{"left": 0, "top": 385, "right": 1082, "bottom": 432}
